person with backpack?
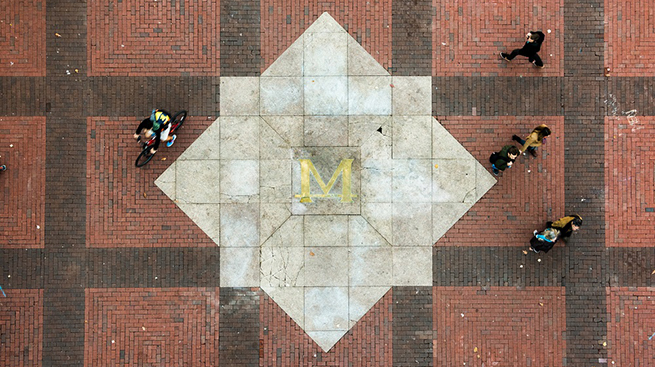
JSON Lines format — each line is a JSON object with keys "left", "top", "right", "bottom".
{"left": 529, "top": 227, "right": 560, "bottom": 253}
{"left": 133, "top": 109, "right": 177, "bottom": 154}
{"left": 500, "top": 31, "right": 546, "bottom": 68}
{"left": 489, "top": 145, "right": 520, "bottom": 176}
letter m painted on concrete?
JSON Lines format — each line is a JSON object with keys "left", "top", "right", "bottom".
{"left": 295, "top": 159, "right": 355, "bottom": 203}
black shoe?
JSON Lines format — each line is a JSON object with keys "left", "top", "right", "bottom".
{"left": 529, "top": 149, "right": 538, "bottom": 157}
{"left": 512, "top": 135, "right": 522, "bottom": 143}
{"left": 500, "top": 52, "right": 510, "bottom": 61}
{"left": 532, "top": 61, "right": 545, "bottom": 68}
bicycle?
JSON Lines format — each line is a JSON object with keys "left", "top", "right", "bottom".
{"left": 135, "top": 110, "right": 187, "bottom": 168}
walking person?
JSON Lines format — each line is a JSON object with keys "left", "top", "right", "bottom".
{"left": 500, "top": 31, "right": 546, "bottom": 68}
{"left": 489, "top": 145, "right": 520, "bottom": 176}
{"left": 547, "top": 214, "right": 582, "bottom": 242}
{"left": 512, "top": 124, "right": 551, "bottom": 157}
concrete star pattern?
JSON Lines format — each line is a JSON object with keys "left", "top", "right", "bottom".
{"left": 155, "top": 13, "right": 496, "bottom": 351}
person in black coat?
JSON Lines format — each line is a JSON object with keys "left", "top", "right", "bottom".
{"left": 500, "top": 31, "right": 545, "bottom": 68}
{"left": 489, "top": 145, "right": 519, "bottom": 176}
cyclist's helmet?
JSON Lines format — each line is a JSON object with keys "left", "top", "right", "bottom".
{"left": 150, "top": 109, "right": 171, "bottom": 131}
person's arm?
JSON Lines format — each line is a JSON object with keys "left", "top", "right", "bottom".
{"left": 520, "top": 133, "right": 540, "bottom": 152}
{"left": 134, "top": 118, "right": 152, "bottom": 138}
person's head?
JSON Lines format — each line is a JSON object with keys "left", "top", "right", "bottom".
{"left": 508, "top": 146, "right": 520, "bottom": 159}
{"left": 536, "top": 126, "right": 551, "bottom": 140}
{"left": 527, "top": 32, "right": 540, "bottom": 42}
{"left": 571, "top": 216, "right": 583, "bottom": 231}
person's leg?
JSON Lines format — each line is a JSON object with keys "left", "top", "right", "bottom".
{"left": 504, "top": 48, "right": 522, "bottom": 60}
{"left": 531, "top": 53, "right": 544, "bottom": 68}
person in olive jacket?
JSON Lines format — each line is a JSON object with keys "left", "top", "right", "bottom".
{"left": 546, "top": 214, "right": 582, "bottom": 242}
{"left": 489, "top": 145, "right": 519, "bottom": 176}
{"left": 512, "top": 124, "right": 551, "bottom": 157}
{"left": 500, "top": 31, "right": 546, "bottom": 68}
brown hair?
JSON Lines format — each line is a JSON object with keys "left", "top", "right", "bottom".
{"left": 508, "top": 146, "right": 520, "bottom": 156}
{"left": 529, "top": 32, "right": 541, "bottom": 42}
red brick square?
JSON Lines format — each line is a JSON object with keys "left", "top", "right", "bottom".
{"left": 84, "top": 288, "right": 219, "bottom": 366}
{"left": 260, "top": 289, "right": 393, "bottom": 365}
{"left": 85, "top": 116, "right": 215, "bottom": 248}
{"left": 260, "top": 0, "right": 392, "bottom": 73}
{"left": 0, "top": 289, "right": 43, "bottom": 366}
{"left": 605, "top": 116, "right": 655, "bottom": 247}
{"left": 606, "top": 287, "right": 655, "bottom": 365}
{"left": 0, "top": 0, "right": 45, "bottom": 76}
{"left": 0, "top": 117, "right": 45, "bottom": 249}
{"left": 433, "top": 286, "right": 566, "bottom": 366}
{"left": 437, "top": 116, "right": 565, "bottom": 247}
{"left": 87, "top": 0, "right": 219, "bottom": 76}
{"left": 604, "top": 1, "right": 655, "bottom": 76}
{"left": 433, "top": 0, "right": 563, "bottom": 76}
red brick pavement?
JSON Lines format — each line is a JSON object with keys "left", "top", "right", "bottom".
{"left": 0, "top": 117, "right": 45, "bottom": 249}
{"left": 433, "top": 286, "right": 566, "bottom": 366}
{"left": 432, "top": 0, "right": 563, "bottom": 76}
{"left": 86, "top": 116, "right": 215, "bottom": 247}
{"left": 260, "top": 290, "right": 393, "bottom": 366}
{"left": 605, "top": 116, "right": 655, "bottom": 247}
{"left": 604, "top": 1, "right": 655, "bottom": 76}
{"left": 0, "top": 289, "right": 43, "bottom": 366}
{"left": 436, "top": 116, "right": 565, "bottom": 247}
{"left": 606, "top": 287, "right": 655, "bottom": 366}
{"left": 260, "top": 0, "right": 392, "bottom": 73}
{"left": 0, "top": 0, "right": 45, "bottom": 76}
{"left": 87, "top": 0, "right": 220, "bottom": 76}
{"left": 84, "top": 288, "right": 219, "bottom": 366}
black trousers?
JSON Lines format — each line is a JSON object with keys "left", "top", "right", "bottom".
{"left": 507, "top": 49, "right": 543, "bottom": 67}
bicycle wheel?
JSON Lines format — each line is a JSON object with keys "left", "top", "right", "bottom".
{"left": 135, "top": 147, "right": 155, "bottom": 167}
{"left": 170, "top": 110, "right": 187, "bottom": 133}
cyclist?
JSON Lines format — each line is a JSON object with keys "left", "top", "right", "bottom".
{"left": 133, "top": 109, "right": 177, "bottom": 154}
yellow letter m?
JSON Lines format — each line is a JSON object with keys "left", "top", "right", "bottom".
{"left": 295, "top": 159, "right": 356, "bottom": 203}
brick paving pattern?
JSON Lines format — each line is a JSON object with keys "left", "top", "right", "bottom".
{"left": 86, "top": 116, "right": 215, "bottom": 248}
{"left": 0, "top": 0, "right": 653, "bottom": 365}
{"left": 260, "top": 0, "right": 393, "bottom": 72}
{"left": 437, "top": 116, "right": 565, "bottom": 247}
{"left": 87, "top": 0, "right": 220, "bottom": 76}
{"left": 606, "top": 287, "right": 655, "bottom": 366}
{"left": 604, "top": 0, "right": 655, "bottom": 76}
{"left": 434, "top": 287, "right": 567, "bottom": 366}
{"left": 0, "top": 117, "right": 45, "bottom": 249}
{"left": 0, "top": 289, "right": 43, "bottom": 367}
{"left": 84, "top": 288, "right": 220, "bottom": 366}
{"left": 260, "top": 291, "right": 393, "bottom": 366}
{"left": 433, "top": 0, "right": 563, "bottom": 77}
{"left": 605, "top": 116, "right": 655, "bottom": 247}
{"left": 0, "top": 0, "right": 45, "bottom": 76}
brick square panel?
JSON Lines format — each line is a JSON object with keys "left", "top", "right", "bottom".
{"left": 604, "top": 1, "right": 655, "bottom": 77}
{"left": 433, "top": 0, "right": 563, "bottom": 76}
{"left": 86, "top": 116, "right": 215, "bottom": 247}
{"left": 260, "top": 0, "right": 392, "bottom": 73}
{"left": 84, "top": 288, "right": 219, "bottom": 366}
{"left": 87, "top": 0, "right": 219, "bottom": 76}
{"left": 0, "top": 117, "right": 45, "bottom": 249}
{"left": 0, "top": 289, "right": 43, "bottom": 366}
{"left": 437, "top": 116, "right": 565, "bottom": 247}
{"left": 433, "top": 286, "right": 566, "bottom": 366}
{"left": 259, "top": 290, "right": 392, "bottom": 365}
{"left": 0, "top": 0, "right": 45, "bottom": 76}
{"left": 606, "top": 287, "right": 655, "bottom": 365}
{"left": 605, "top": 116, "right": 655, "bottom": 247}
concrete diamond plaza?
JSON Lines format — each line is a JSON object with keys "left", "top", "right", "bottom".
{"left": 1, "top": 0, "right": 654, "bottom": 366}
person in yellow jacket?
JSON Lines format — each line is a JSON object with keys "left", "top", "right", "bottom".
{"left": 547, "top": 214, "right": 582, "bottom": 242}
{"left": 512, "top": 124, "right": 551, "bottom": 157}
